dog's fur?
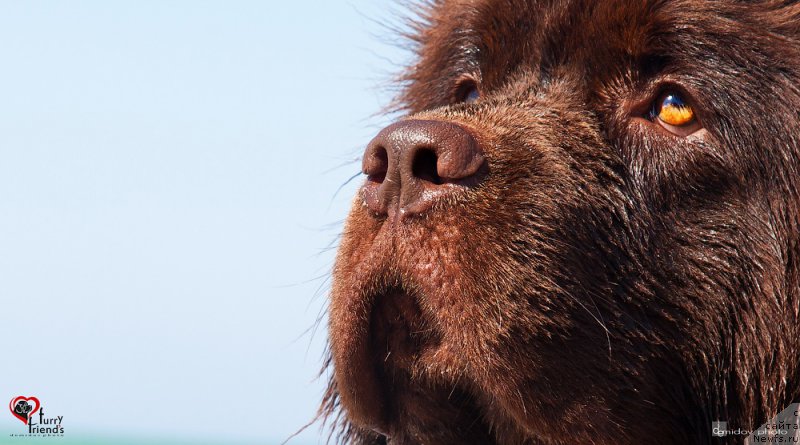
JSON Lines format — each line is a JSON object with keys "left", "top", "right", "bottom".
{"left": 322, "top": 1, "right": 800, "bottom": 443}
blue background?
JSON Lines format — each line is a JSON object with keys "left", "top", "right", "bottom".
{"left": 0, "top": 1, "right": 407, "bottom": 443}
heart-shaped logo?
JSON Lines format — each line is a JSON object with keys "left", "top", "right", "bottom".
{"left": 9, "top": 396, "right": 40, "bottom": 425}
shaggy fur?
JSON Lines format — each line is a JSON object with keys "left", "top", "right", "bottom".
{"left": 322, "top": 1, "right": 800, "bottom": 444}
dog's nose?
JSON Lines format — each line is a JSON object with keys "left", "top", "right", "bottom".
{"left": 361, "top": 120, "right": 486, "bottom": 218}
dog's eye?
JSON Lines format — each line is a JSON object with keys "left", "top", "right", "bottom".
{"left": 655, "top": 93, "right": 694, "bottom": 126}
{"left": 455, "top": 80, "right": 480, "bottom": 104}
{"left": 648, "top": 91, "right": 701, "bottom": 136}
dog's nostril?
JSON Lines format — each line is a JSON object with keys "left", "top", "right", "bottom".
{"left": 411, "top": 148, "right": 441, "bottom": 185}
{"left": 364, "top": 145, "right": 389, "bottom": 184}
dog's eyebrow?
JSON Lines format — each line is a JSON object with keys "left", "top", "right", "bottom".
{"left": 638, "top": 54, "right": 670, "bottom": 77}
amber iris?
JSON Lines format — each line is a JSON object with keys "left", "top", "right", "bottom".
{"left": 656, "top": 93, "right": 695, "bottom": 126}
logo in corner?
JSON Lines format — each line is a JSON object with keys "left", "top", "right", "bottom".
{"left": 9, "top": 396, "right": 40, "bottom": 425}
{"left": 8, "top": 396, "right": 64, "bottom": 437}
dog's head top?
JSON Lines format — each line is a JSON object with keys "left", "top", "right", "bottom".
{"left": 324, "top": 1, "right": 800, "bottom": 444}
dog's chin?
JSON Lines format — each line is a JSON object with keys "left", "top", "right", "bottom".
{"left": 332, "top": 285, "right": 499, "bottom": 444}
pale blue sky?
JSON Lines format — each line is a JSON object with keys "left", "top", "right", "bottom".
{"left": 0, "top": 1, "right": 407, "bottom": 443}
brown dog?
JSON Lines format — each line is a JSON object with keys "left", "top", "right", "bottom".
{"left": 322, "top": 1, "right": 800, "bottom": 444}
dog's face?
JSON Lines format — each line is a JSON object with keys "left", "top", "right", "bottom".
{"left": 325, "top": 1, "right": 800, "bottom": 444}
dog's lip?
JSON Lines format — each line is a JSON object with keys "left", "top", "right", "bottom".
{"left": 330, "top": 288, "right": 388, "bottom": 432}
{"left": 329, "top": 219, "right": 478, "bottom": 434}
{"left": 369, "top": 287, "right": 432, "bottom": 368}
{"left": 331, "top": 285, "right": 437, "bottom": 434}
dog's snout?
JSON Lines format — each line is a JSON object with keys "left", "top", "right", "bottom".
{"left": 361, "top": 119, "right": 486, "bottom": 218}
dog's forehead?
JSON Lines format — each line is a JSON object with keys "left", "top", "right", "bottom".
{"left": 420, "top": 0, "right": 782, "bottom": 92}
{"left": 437, "top": 0, "right": 691, "bottom": 58}
{"left": 403, "top": 0, "right": 793, "bottom": 114}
